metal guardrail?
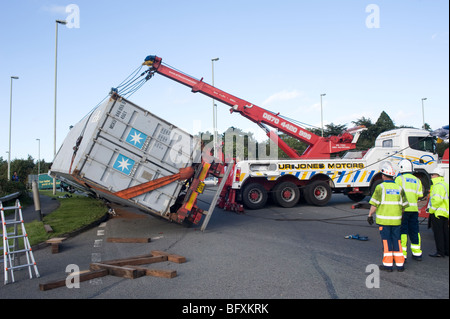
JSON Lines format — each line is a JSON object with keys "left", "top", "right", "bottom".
{"left": 0, "top": 192, "right": 21, "bottom": 202}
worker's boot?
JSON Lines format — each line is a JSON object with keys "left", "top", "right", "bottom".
{"left": 379, "top": 265, "right": 393, "bottom": 272}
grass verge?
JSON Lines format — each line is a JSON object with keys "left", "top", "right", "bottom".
{"left": 3, "top": 190, "right": 108, "bottom": 248}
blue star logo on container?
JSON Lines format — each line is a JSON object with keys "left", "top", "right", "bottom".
{"left": 113, "top": 154, "right": 135, "bottom": 175}
{"left": 126, "top": 128, "right": 147, "bottom": 149}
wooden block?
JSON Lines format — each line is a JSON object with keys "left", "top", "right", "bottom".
{"left": 90, "top": 263, "right": 144, "bottom": 279}
{"left": 127, "top": 266, "right": 177, "bottom": 279}
{"left": 151, "top": 250, "right": 186, "bottom": 263}
{"left": 39, "top": 269, "right": 108, "bottom": 291}
{"left": 46, "top": 238, "right": 67, "bottom": 254}
{"left": 102, "top": 255, "right": 167, "bottom": 267}
{"left": 46, "top": 237, "right": 67, "bottom": 244}
{"left": 44, "top": 224, "right": 53, "bottom": 233}
{"left": 145, "top": 268, "right": 177, "bottom": 279}
{"left": 51, "top": 243, "right": 59, "bottom": 254}
{"left": 99, "top": 253, "right": 153, "bottom": 264}
{"left": 106, "top": 237, "right": 151, "bottom": 243}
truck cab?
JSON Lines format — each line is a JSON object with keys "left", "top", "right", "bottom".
{"left": 363, "top": 128, "right": 438, "bottom": 194}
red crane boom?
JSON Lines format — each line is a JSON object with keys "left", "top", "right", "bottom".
{"left": 143, "top": 55, "right": 362, "bottom": 159}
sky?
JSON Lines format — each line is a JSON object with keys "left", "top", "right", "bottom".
{"left": 1, "top": 0, "right": 448, "bottom": 163}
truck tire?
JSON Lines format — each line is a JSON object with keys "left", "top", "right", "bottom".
{"left": 370, "top": 179, "right": 383, "bottom": 196}
{"left": 347, "top": 193, "right": 366, "bottom": 202}
{"left": 242, "top": 183, "right": 268, "bottom": 210}
{"left": 415, "top": 173, "right": 431, "bottom": 199}
{"left": 273, "top": 181, "right": 300, "bottom": 208}
{"left": 304, "top": 180, "right": 331, "bottom": 206}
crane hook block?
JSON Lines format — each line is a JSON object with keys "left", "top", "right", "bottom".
{"left": 143, "top": 55, "right": 157, "bottom": 66}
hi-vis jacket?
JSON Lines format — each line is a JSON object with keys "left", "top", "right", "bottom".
{"left": 395, "top": 173, "right": 423, "bottom": 212}
{"left": 369, "top": 180, "right": 409, "bottom": 226}
{"left": 429, "top": 176, "right": 449, "bottom": 219}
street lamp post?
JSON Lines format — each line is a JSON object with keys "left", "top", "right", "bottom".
{"left": 8, "top": 76, "right": 19, "bottom": 181}
{"left": 421, "top": 98, "right": 427, "bottom": 129}
{"left": 36, "top": 138, "right": 40, "bottom": 188}
{"left": 211, "top": 58, "right": 219, "bottom": 156}
{"left": 320, "top": 93, "right": 326, "bottom": 137}
{"left": 53, "top": 19, "right": 67, "bottom": 194}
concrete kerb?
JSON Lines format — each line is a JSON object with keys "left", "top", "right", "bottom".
{"left": 31, "top": 213, "right": 110, "bottom": 251}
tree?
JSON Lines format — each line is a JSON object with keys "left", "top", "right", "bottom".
{"left": 221, "top": 127, "right": 260, "bottom": 161}
{"left": 352, "top": 111, "right": 396, "bottom": 150}
{"left": 197, "top": 127, "right": 262, "bottom": 161}
{"left": 324, "top": 123, "right": 347, "bottom": 137}
{"left": 352, "top": 116, "right": 374, "bottom": 132}
{"left": 423, "top": 123, "right": 432, "bottom": 131}
{"left": 374, "top": 111, "right": 396, "bottom": 137}
{"left": 0, "top": 155, "right": 52, "bottom": 183}
{"left": 436, "top": 140, "right": 449, "bottom": 158}
{"left": 352, "top": 116, "right": 376, "bottom": 150}
{"left": 277, "top": 133, "right": 307, "bottom": 159}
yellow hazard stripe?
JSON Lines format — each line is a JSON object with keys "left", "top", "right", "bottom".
{"left": 359, "top": 171, "right": 367, "bottom": 183}
{"left": 330, "top": 171, "right": 339, "bottom": 181}
{"left": 185, "top": 192, "right": 198, "bottom": 211}
{"left": 199, "top": 163, "right": 211, "bottom": 181}
{"left": 344, "top": 172, "right": 352, "bottom": 183}
{"left": 240, "top": 169, "right": 376, "bottom": 184}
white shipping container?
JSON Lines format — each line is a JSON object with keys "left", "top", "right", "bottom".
{"left": 49, "top": 93, "right": 201, "bottom": 220}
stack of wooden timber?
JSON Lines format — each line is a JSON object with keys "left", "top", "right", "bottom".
{"left": 39, "top": 250, "right": 185, "bottom": 291}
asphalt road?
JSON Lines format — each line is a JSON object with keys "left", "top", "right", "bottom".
{"left": 1, "top": 187, "right": 448, "bottom": 305}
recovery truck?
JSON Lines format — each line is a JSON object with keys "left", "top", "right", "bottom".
{"left": 141, "top": 55, "right": 449, "bottom": 211}
{"left": 232, "top": 128, "right": 447, "bottom": 209}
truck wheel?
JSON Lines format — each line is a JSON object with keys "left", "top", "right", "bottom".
{"left": 242, "top": 183, "right": 268, "bottom": 210}
{"left": 304, "top": 181, "right": 331, "bottom": 206}
{"left": 347, "top": 193, "right": 366, "bottom": 202}
{"left": 370, "top": 179, "right": 383, "bottom": 196}
{"left": 273, "top": 181, "right": 300, "bottom": 208}
{"left": 415, "top": 173, "right": 430, "bottom": 199}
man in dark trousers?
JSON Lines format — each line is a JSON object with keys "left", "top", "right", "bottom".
{"left": 428, "top": 167, "right": 449, "bottom": 258}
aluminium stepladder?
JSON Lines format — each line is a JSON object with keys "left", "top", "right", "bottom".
{"left": 1, "top": 199, "right": 40, "bottom": 284}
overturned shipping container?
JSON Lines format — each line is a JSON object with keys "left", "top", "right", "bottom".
{"left": 49, "top": 93, "right": 204, "bottom": 222}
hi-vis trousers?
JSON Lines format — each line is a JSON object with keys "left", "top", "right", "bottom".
{"left": 400, "top": 212, "right": 422, "bottom": 259}
{"left": 379, "top": 225, "right": 405, "bottom": 269}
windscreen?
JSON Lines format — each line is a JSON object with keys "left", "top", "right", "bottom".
{"left": 408, "top": 136, "right": 436, "bottom": 154}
